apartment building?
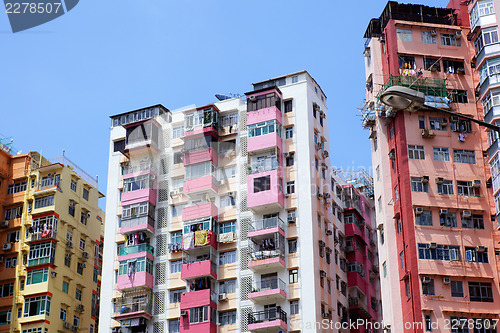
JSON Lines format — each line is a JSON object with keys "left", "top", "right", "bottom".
{"left": 0, "top": 144, "right": 104, "bottom": 333}
{"left": 100, "top": 71, "right": 381, "bottom": 333}
{"left": 362, "top": 1, "right": 500, "bottom": 332}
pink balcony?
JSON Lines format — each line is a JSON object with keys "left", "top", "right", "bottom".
{"left": 184, "top": 148, "right": 218, "bottom": 166}
{"left": 181, "top": 260, "right": 217, "bottom": 281}
{"left": 182, "top": 202, "right": 218, "bottom": 222}
{"left": 116, "top": 271, "right": 154, "bottom": 290}
{"left": 347, "top": 272, "right": 367, "bottom": 295}
{"left": 119, "top": 216, "right": 155, "bottom": 235}
{"left": 113, "top": 302, "right": 152, "bottom": 321}
{"left": 345, "top": 223, "right": 366, "bottom": 241}
{"left": 247, "top": 170, "right": 284, "bottom": 214}
{"left": 184, "top": 126, "right": 218, "bottom": 138}
{"left": 248, "top": 308, "right": 288, "bottom": 332}
{"left": 247, "top": 106, "right": 282, "bottom": 126}
{"left": 180, "top": 318, "right": 217, "bottom": 333}
{"left": 248, "top": 278, "right": 287, "bottom": 303}
{"left": 248, "top": 133, "right": 282, "bottom": 154}
{"left": 180, "top": 289, "right": 217, "bottom": 309}
{"left": 248, "top": 256, "right": 286, "bottom": 274}
{"left": 183, "top": 175, "right": 218, "bottom": 196}
{"left": 121, "top": 189, "right": 157, "bottom": 206}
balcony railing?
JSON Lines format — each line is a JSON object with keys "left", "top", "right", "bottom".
{"left": 249, "top": 157, "right": 279, "bottom": 174}
{"left": 122, "top": 163, "right": 157, "bottom": 175}
{"left": 119, "top": 244, "right": 154, "bottom": 257}
{"left": 248, "top": 307, "right": 287, "bottom": 325}
{"left": 249, "top": 249, "right": 284, "bottom": 261}
{"left": 249, "top": 217, "right": 285, "bottom": 232}
{"left": 252, "top": 277, "right": 287, "bottom": 293}
{"left": 117, "top": 301, "right": 151, "bottom": 315}
{"left": 28, "top": 256, "right": 54, "bottom": 267}
{"left": 120, "top": 216, "right": 155, "bottom": 229}
{"left": 28, "top": 229, "right": 57, "bottom": 242}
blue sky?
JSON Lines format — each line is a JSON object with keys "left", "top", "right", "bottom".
{"left": 1, "top": 0, "right": 448, "bottom": 207}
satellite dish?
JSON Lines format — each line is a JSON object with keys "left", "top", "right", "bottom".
{"left": 215, "top": 94, "right": 230, "bottom": 101}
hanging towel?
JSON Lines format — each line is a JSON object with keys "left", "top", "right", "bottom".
{"left": 183, "top": 232, "right": 194, "bottom": 250}
{"left": 195, "top": 230, "right": 208, "bottom": 247}
{"left": 218, "top": 232, "right": 234, "bottom": 243}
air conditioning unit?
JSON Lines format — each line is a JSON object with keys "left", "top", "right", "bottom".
{"left": 3, "top": 243, "right": 11, "bottom": 251}
{"left": 422, "top": 129, "right": 435, "bottom": 138}
{"left": 421, "top": 176, "right": 429, "bottom": 183}
{"left": 450, "top": 116, "right": 459, "bottom": 123}
{"left": 66, "top": 241, "right": 73, "bottom": 248}
{"left": 219, "top": 293, "right": 227, "bottom": 301}
{"left": 422, "top": 276, "right": 431, "bottom": 284}
{"left": 249, "top": 95, "right": 257, "bottom": 102}
{"left": 473, "top": 180, "right": 481, "bottom": 188}
{"left": 228, "top": 192, "right": 235, "bottom": 198}
{"left": 430, "top": 30, "right": 437, "bottom": 36}
{"left": 439, "top": 209, "right": 448, "bottom": 216}
{"left": 71, "top": 326, "right": 78, "bottom": 332}
{"left": 436, "top": 177, "right": 444, "bottom": 185}
{"left": 477, "top": 246, "right": 486, "bottom": 253}
{"left": 63, "top": 322, "right": 71, "bottom": 329}
{"left": 76, "top": 304, "right": 84, "bottom": 312}
{"left": 463, "top": 210, "right": 472, "bottom": 218}
{"left": 0, "top": 221, "right": 9, "bottom": 228}
{"left": 326, "top": 230, "right": 333, "bottom": 236}
{"left": 82, "top": 252, "right": 89, "bottom": 259}
{"left": 443, "top": 277, "right": 451, "bottom": 284}
{"left": 429, "top": 242, "right": 437, "bottom": 249}
{"left": 415, "top": 207, "right": 424, "bottom": 215}
{"left": 50, "top": 271, "right": 57, "bottom": 278}
{"left": 181, "top": 310, "right": 188, "bottom": 316}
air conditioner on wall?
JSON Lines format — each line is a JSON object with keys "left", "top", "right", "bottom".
{"left": 443, "top": 277, "right": 451, "bottom": 284}
{"left": 219, "top": 293, "right": 227, "bottom": 301}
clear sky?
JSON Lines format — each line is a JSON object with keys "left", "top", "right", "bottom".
{"left": 1, "top": 0, "right": 449, "bottom": 207}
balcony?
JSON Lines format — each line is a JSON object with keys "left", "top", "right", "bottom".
{"left": 181, "top": 256, "right": 217, "bottom": 281}
{"left": 117, "top": 270, "right": 154, "bottom": 290}
{"left": 247, "top": 106, "right": 282, "bottom": 126}
{"left": 182, "top": 202, "right": 218, "bottom": 222}
{"left": 248, "top": 157, "right": 279, "bottom": 175}
{"left": 27, "top": 229, "right": 57, "bottom": 243}
{"left": 119, "top": 244, "right": 154, "bottom": 257}
{"left": 484, "top": 105, "right": 500, "bottom": 125}
{"left": 248, "top": 236, "right": 286, "bottom": 273}
{"left": 183, "top": 175, "right": 219, "bottom": 196}
{"left": 248, "top": 278, "right": 287, "bottom": 303}
{"left": 125, "top": 121, "right": 159, "bottom": 152}
{"left": 121, "top": 188, "right": 157, "bottom": 207}
{"left": 488, "top": 139, "right": 500, "bottom": 159}
{"left": 28, "top": 256, "right": 54, "bottom": 267}
{"left": 122, "top": 163, "right": 157, "bottom": 176}
{"left": 114, "top": 299, "right": 152, "bottom": 321}
{"left": 247, "top": 170, "right": 284, "bottom": 214}
{"left": 248, "top": 308, "right": 288, "bottom": 332}
{"left": 248, "top": 133, "right": 282, "bottom": 154}
{"left": 247, "top": 217, "right": 285, "bottom": 239}
{"left": 180, "top": 288, "right": 217, "bottom": 309}
{"left": 120, "top": 216, "right": 155, "bottom": 234}
{"left": 184, "top": 106, "right": 220, "bottom": 138}
{"left": 184, "top": 147, "right": 218, "bottom": 166}
{"left": 476, "top": 43, "right": 500, "bottom": 70}
{"left": 182, "top": 230, "right": 217, "bottom": 251}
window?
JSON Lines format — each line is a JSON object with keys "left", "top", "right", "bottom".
{"left": 285, "top": 127, "right": 293, "bottom": 139}
{"left": 422, "top": 278, "right": 435, "bottom": 295}
{"left": 469, "top": 282, "right": 493, "bottom": 302}
{"left": 457, "top": 181, "right": 480, "bottom": 197}
{"left": 82, "top": 188, "right": 89, "bottom": 201}
{"left": 219, "top": 310, "right": 236, "bottom": 325}
{"left": 169, "top": 289, "right": 184, "bottom": 303}
{"left": 425, "top": 314, "right": 432, "bottom": 331}
{"left": 482, "top": 89, "right": 500, "bottom": 113}
{"left": 34, "top": 195, "right": 54, "bottom": 209}
{"left": 451, "top": 280, "right": 463, "bottom": 297}
{"left": 4, "top": 205, "right": 22, "bottom": 220}
{"left": 220, "top": 113, "right": 238, "bottom": 128}
{"left": 418, "top": 116, "right": 426, "bottom": 129}
{"left": 286, "top": 181, "right": 295, "bottom": 194}
{"left": 290, "top": 300, "right": 299, "bottom": 315}
{"left": 220, "top": 195, "right": 236, "bottom": 208}
{"left": 475, "top": 27, "right": 499, "bottom": 54}
{"left": 433, "top": 147, "right": 450, "bottom": 161}
{"left": 465, "top": 247, "right": 488, "bottom": 263}
{"left": 450, "top": 119, "right": 472, "bottom": 133}
{"left": 437, "top": 180, "right": 454, "bottom": 195}
{"left": 418, "top": 243, "right": 461, "bottom": 261}
{"left": 405, "top": 280, "right": 411, "bottom": 300}
{"left": 76, "top": 263, "right": 84, "bottom": 275}
{"left": 80, "top": 212, "right": 88, "bottom": 226}
{"left": 450, "top": 316, "right": 469, "bottom": 333}
{"left": 463, "top": 214, "right": 485, "bottom": 229}
{"left": 189, "top": 306, "right": 209, "bottom": 323}
{"left": 24, "top": 296, "right": 51, "bottom": 316}
{"left": 248, "top": 120, "right": 282, "bottom": 138}
{"left": 219, "top": 251, "right": 236, "bottom": 265}
{"left": 423, "top": 57, "right": 441, "bottom": 72}
{"left": 219, "top": 279, "right": 236, "bottom": 294}
{"left": 429, "top": 117, "right": 446, "bottom": 130}
{"left": 400, "top": 251, "right": 405, "bottom": 269}
{"left": 7, "top": 181, "right": 27, "bottom": 195}
{"left": 123, "top": 175, "right": 154, "bottom": 192}
{"left": 411, "top": 177, "right": 428, "bottom": 192}
{"left": 421, "top": 31, "right": 437, "bottom": 44}
{"left": 172, "top": 126, "right": 184, "bottom": 139}
{"left": 28, "top": 242, "right": 56, "bottom": 266}
{"left": 380, "top": 228, "right": 384, "bottom": 245}
{"left": 454, "top": 149, "right": 476, "bottom": 164}
{"left": 441, "top": 33, "right": 461, "bottom": 46}
{"left": 221, "top": 166, "right": 236, "bottom": 179}
{"left": 171, "top": 204, "right": 185, "bottom": 218}
{"left": 60, "top": 308, "right": 66, "bottom": 321}
{"left": 93, "top": 268, "right": 99, "bottom": 282}
{"left": 449, "top": 89, "right": 468, "bottom": 103}
{"left": 440, "top": 212, "right": 457, "bottom": 227}
{"left": 470, "top": 0, "right": 495, "bottom": 27}
{"left": 218, "top": 221, "right": 235, "bottom": 234}
{"left": 68, "top": 201, "right": 75, "bottom": 217}
{"left": 184, "top": 161, "right": 215, "bottom": 180}
{"left": 397, "top": 29, "right": 412, "bottom": 42}
{"left": 168, "top": 319, "right": 180, "bottom": 333}
{"left": 286, "top": 153, "right": 294, "bottom": 167}
{"left": 79, "top": 238, "right": 85, "bottom": 251}
{"left": 64, "top": 254, "right": 71, "bottom": 268}
{"left": 27, "top": 268, "right": 48, "bottom": 285}
{"left": 254, "top": 176, "right": 271, "bottom": 193}
{"left": 287, "top": 210, "right": 296, "bottom": 223}
{"left": 173, "top": 152, "right": 183, "bottom": 164}
{"left": 289, "top": 269, "right": 298, "bottom": 283}
{"left": 399, "top": 55, "right": 415, "bottom": 69}
{"left": 288, "top": 239, "right": 297, "bottom": 254}
{"left": 75, "top": 288, "right": 82, "bottom": 301}
{"left": 5, "top": 257, "right": 16, "bottom": 268}
{"left": 170, "top": 260, "right": 182, "bottom": 274}
{"left": 0, "top": 283, "right": 13, "bottom": 297}
{"left": 7, "top": 231, "right": 19, "bottom": 243}
{"left": 376, "top": 166, "right": 380, "bottom": 181}
{"left": 315, "top": 158, "right": 319, "bottom": 171}
{"left": 408, "top": 145, "right": 425, "bottom": 159}
{"left": 292, "top": 76, "right": 299, "bottom": 83}
{"left": 62, "top": 281, "right": 69, "bottom": 294}
{"left": 383, "top": 262, "right": 387, "bottom": 278}
{"left": 73, "top": 315, "right": 79, "bottom": 327}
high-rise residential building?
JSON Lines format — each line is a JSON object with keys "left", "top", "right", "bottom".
{"left": 469, "top": 0, "right": 500, "bottom": 213}
{"left": 100, "top": 71, "right": 381, "bottom": 333}
{"left": 362, "top": 1, "right": 500, "bottom": 332}
{"left": 0, "top": 144, "right": 104, "bottom": 333}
